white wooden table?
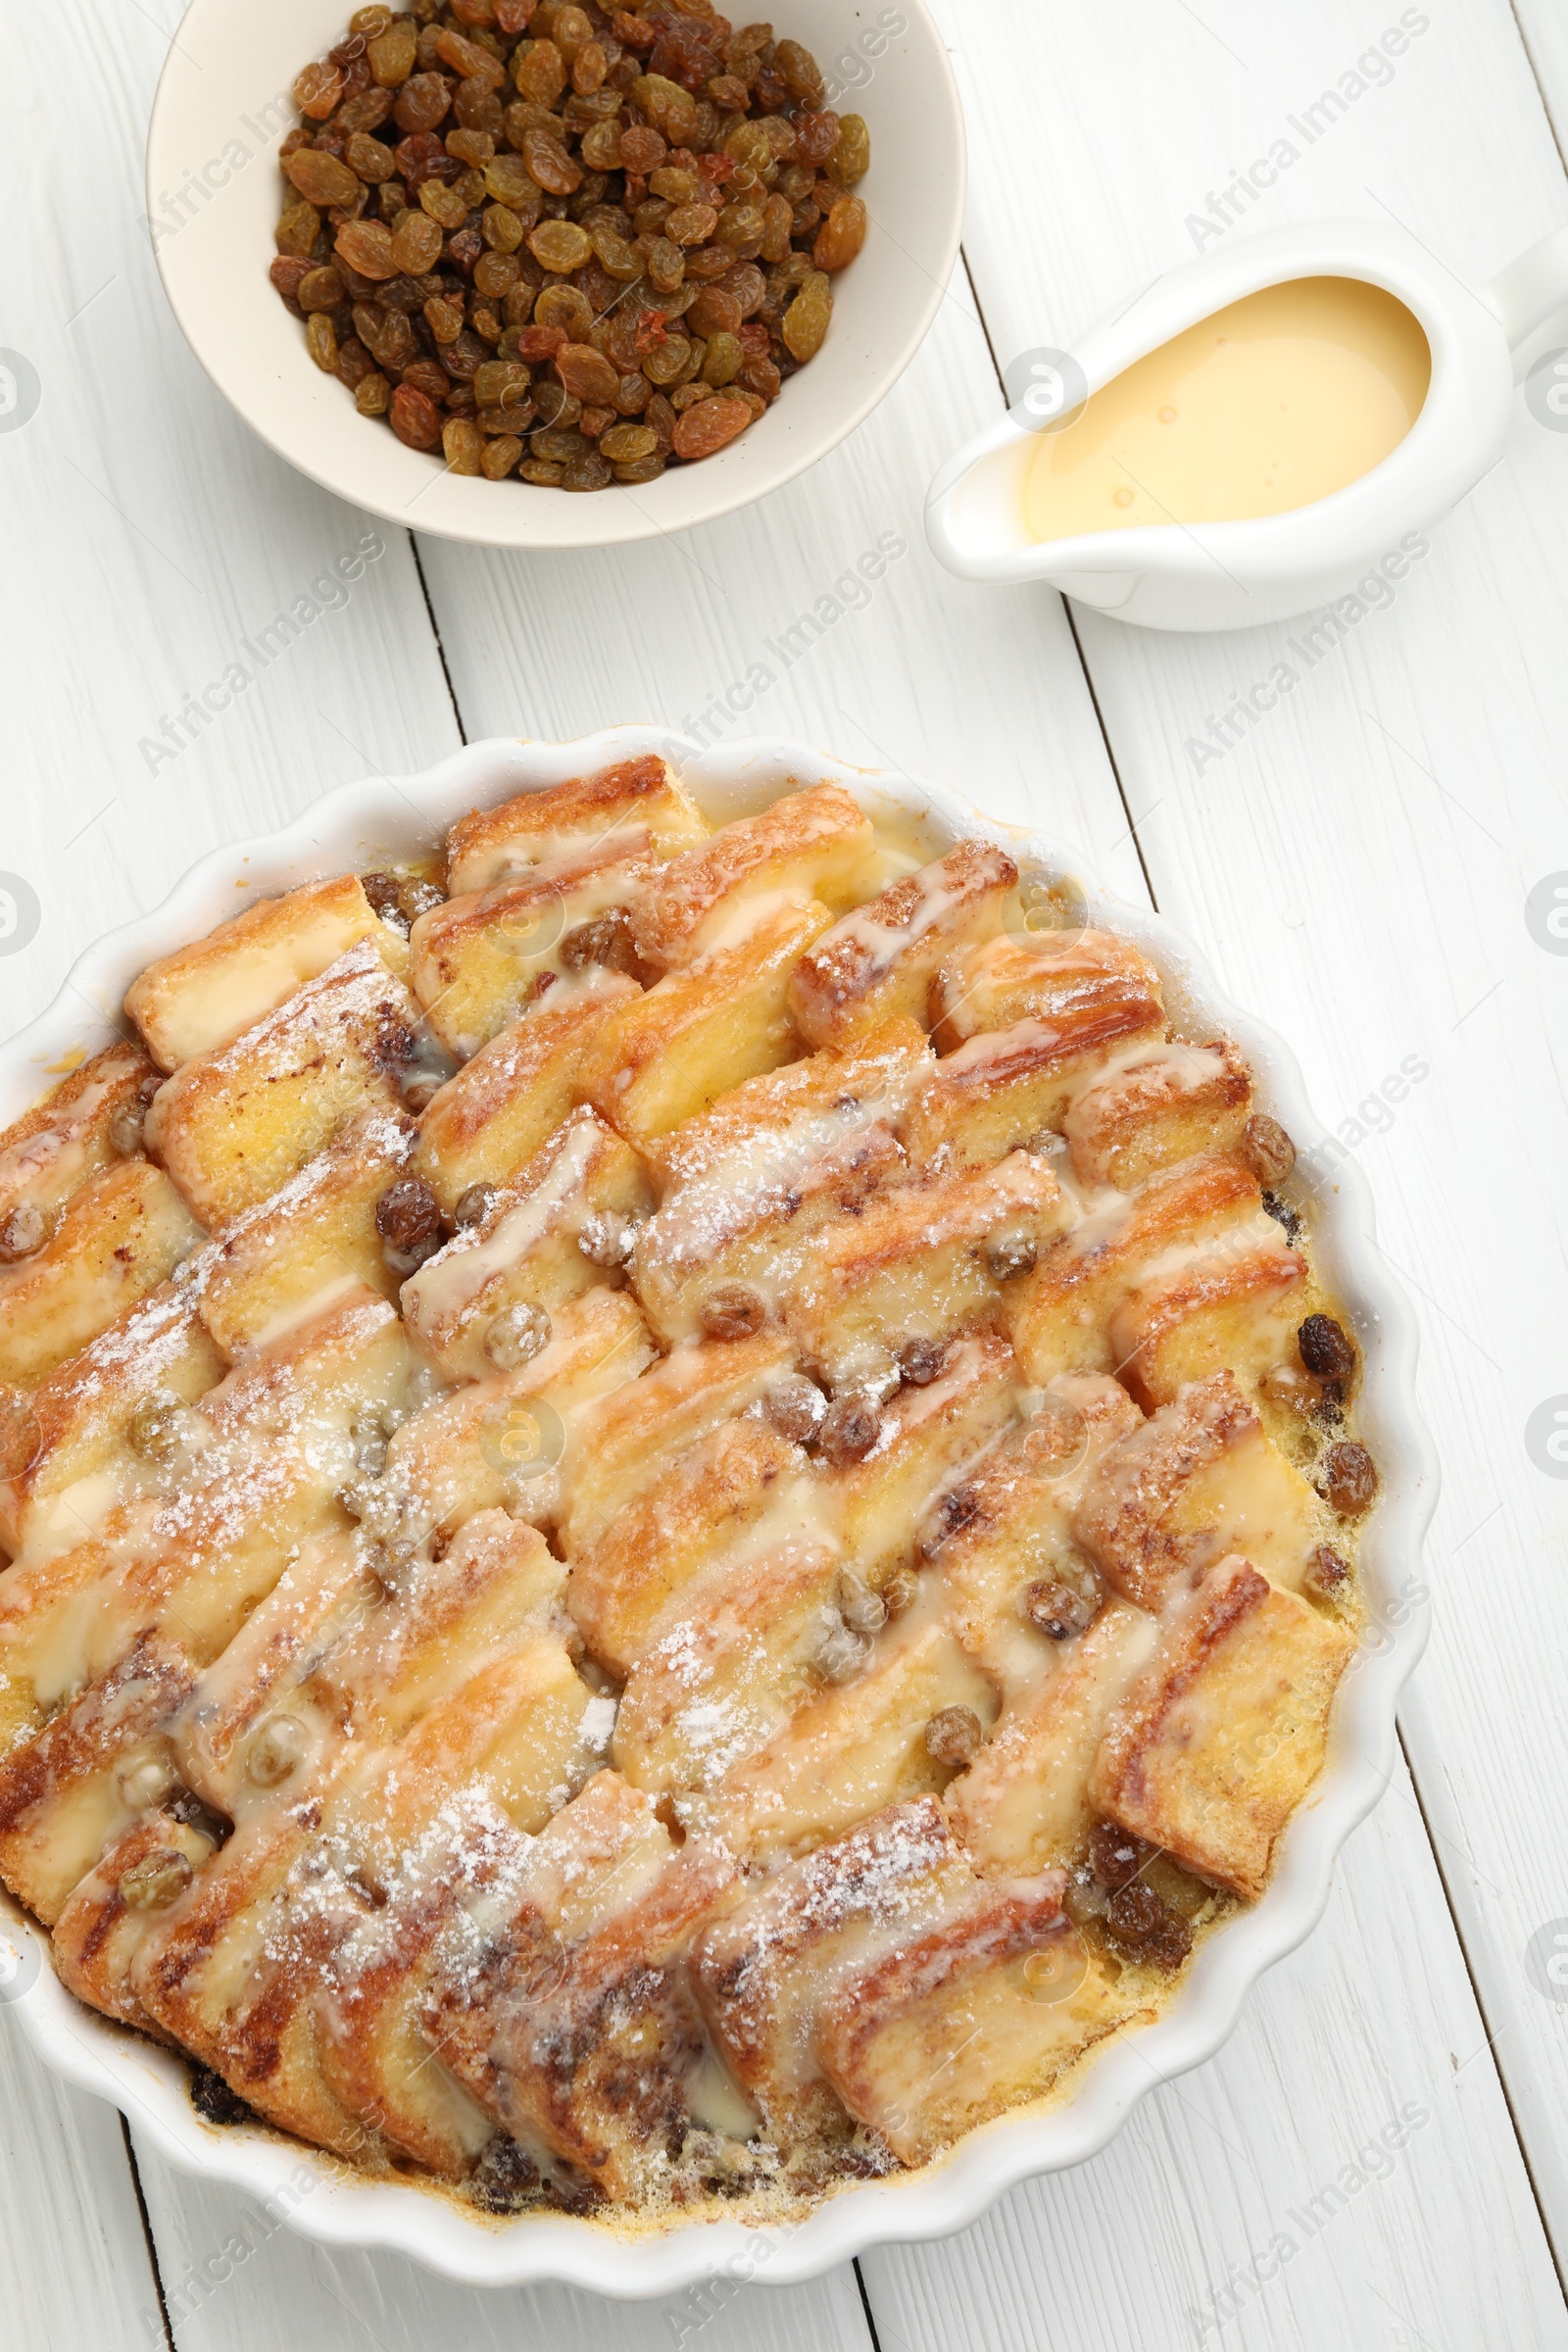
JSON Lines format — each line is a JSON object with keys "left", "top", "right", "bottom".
{"left": 5, "top": 1, "right": 1568, "bottom": 2344}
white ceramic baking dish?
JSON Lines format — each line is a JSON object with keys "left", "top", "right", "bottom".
{"left": 0, "top": 729, "right": 1436, "bottom": 2296}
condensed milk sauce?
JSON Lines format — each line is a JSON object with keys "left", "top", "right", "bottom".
{"left": 1023, "top": 275, "right": 1431, "bottom": 542}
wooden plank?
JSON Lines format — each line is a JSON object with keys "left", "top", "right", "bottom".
{"left": 414, "top": 286, "right": 1147, "bottom": 899}
{"left": 860, "top": 1754, "right": 1568, "bottom": 2352}
{"left": 127, "top": 2131, "right": 872, "bottom": 2352}
{"left": 933, "top": 0, "right": 1568, "bottom": 2294}
{"left": 0, "top": 1, "right": 461, "bottom": 1047}
{"left": 0, "top": 2026, "right": 169, "bottom": 2352}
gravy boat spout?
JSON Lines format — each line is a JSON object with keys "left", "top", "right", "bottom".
{"left": 925, "top": 216, "right": 1555, "bottom": 632}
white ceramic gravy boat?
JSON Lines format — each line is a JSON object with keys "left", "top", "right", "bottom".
{"left": 925, "top": 216, "right": 1568, "bottom": 631}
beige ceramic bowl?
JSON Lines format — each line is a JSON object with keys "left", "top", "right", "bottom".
{"left": 145, "top": 0, "right": 964, "bottom": 547}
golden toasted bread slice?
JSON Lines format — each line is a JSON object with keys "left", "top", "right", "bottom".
{"left": 133, "top": 1570, "right": 597, "bottom": 2164}
{"left": 409, "top": 853, "right": 655, "bottom": 1062}
{"left": 902, "top": 993, "right": 1167, "bottom": 1175}
{"left": 1064, "top": 1038, "right": 1251, "bottom": 1190}
{"left": 426, "top": 1771, "right": 741, "bottom": 2202}
{"left": 948, "top": 1602, "right": 1158, "bottom": 1876}
{"left": 567, "top": 1412, "right": 808, "bottom": 1676}
{"left": 689, "top": 1795, "right": 975, "bottom": 2140}
{"left": 935, "top": 1374, "right": 1144, "bottom": 1690}
{"left": 53, "top": 1809, "right": 225, "bottom": 2034}
{"left": 786, "top": 840, "right": 1018, "bottom": 1049}
{"left": 713, "top": 1607, "right": 998, "bottom": 1861}
{"left": 1008, "top": 1152, "right": 1266, "bottom": 1386}
{"left": 0, "top": 1285, "right": 225, "bottom": 1561}
{"left": 632, "top": 782, "right": 879, "bottom": 971}
{"left": 1090, "top": 1554, "right": 1353, "bottom": 1898}
{"left": 931, "top": 926, "right": 1161, "bottom": 1053}
{"left": 612, "top": 1529, "right": 842, "bottom": 1796}
{"left": 1108, "top": 1238, "right": 1307, "bottom": 1410}
{"left": 170, "top": 1532, "right": 372, "bottom": 1818}
{"left": 0, "top": 1636, "right": 197, "bottom": 1922}
{"left": 412, "top": 973, "right": 640, "bottom": 1213}
{"left": 133, "top": 1799, "right": 391, "bottom": 2166}
{"left": 578, "top": 899, "right": 833, "bottom": 1148}
{"left": 1072, "top": 1371, "right": 1330, "bottom": 1608}
{"left": 400, "top": 1108, "right": 652, "bottom": 1381}
{"left": 630, "top": 1023, "right": 928, "bottom": 1344}
{"left": 0, "top": 1042, "right": 160, "bottom": 1239}
{"left": 816, "top": 1868, "right": 1118, "bottom": 2163}
{"left": 786, "top": 1152, "right": 1069, "bottom": 1392}
{"left": 562, "top": 1329, "right": 796, "bottom": 1560}
{"left": 0, "top": 1289, "right": 415, "bottom": 1738}
{"left": 125, "top": 875, "right": 408, "bottom": 1072}
{"left": 828, "top": 1330, "right": 1022, "bottom": 1592}
{"left": 196, "top": 1108, "right": 416, "bottom": 1359}
{"left": 144, "top": 942, "right": 427, "bottom": 1227}
{"left": 377, "top": 1288, "right": 653, "bottom": 1543}
{"left": 0, "top": 1160, "right": 204, "bottom": 1390}
{"left": 446, "top": 753, "right": 709, "bottom": 898}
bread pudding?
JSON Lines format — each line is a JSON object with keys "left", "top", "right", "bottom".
{"left": 0, "top": 757, "right": 1373, "bottom": 2226}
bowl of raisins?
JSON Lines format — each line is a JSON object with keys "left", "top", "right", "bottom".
{"left": 146, "top": 0, "right": 963, "bottom": 546}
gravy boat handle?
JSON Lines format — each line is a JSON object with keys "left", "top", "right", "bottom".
{"left": 1486, "top": 223, "right": 1568, "bottom": 367}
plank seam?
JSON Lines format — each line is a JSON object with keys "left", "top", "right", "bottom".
{"left": 854, "top": 2255, "right": 887, "bottom": 2352}
{"left": 1507, "top": 0, "right": 1568, "bottom": 170}
{"left": 410, "top": 536, "right": 468, "bottom": 745}
{"left": 119, "top": 2114, "right": 176, "bottom": 2351}
{"left": 1396, "top": 1721, "right": 1568, "bottom": 2302}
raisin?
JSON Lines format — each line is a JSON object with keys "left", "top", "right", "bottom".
{"left": 1024, "top": 1579, "right": 1097, "bottom": 1641}
{"left": 558, "top": 908, "right": 637, "bottom": 974}
{"left": 763, "top": 1372, "right": 827, "bottom": 1445}
{"left": 443, "top": 414, "right": 485, "bottom": 470}
{"left": 924, "top": 1704, "right": 983, "bottom": 1770}
{"left": 126, "top": 1394, "right": 190, "bottom": 1462}
{"left": 1087, "top": 1819, "right": 1142, "bottom": 1889}
{"left": 813, "top": 195, "right": 866, "bottom": 273}
{"left": 529, "top": 219, "right": 593, "bottom": 270}
{"left": 810, "top": 1613, "right": 868, "bottom": 1685}
{"left": 522, "top": 124, "right": 583, "bottom": 194}
{"left": 824, "top": 114, "right": 870, "bottom": 187}
{"left": 1320, "top": 1441, "right": 1378, "bottom": 1517}
{"left": 794, "top": 110, "right": 840, "bottom": 169}
{"left": 781, "top": 270, "right": 830, "bottom": 361}
{"left": 357, "top": 370, "right": 393, "bottom": 414}
{"left": 1242, "top": 1112, "right": 1296, "bottom": 1188}
{"left": 484, "top": 1301, "right": 552, "bottom": 1368}
{"left": 306, "top": 313, "right": 339, "bottom": 370}
{"left": 375, "top": 1175, "right": 443, "bottom": 1254}
{"left": 335, "top": 219, "right": 400, "bottom": 278}
{"left": 390, "top": 381, "right": 444, "bottom": 447}
{"left": 1105, "top": 1882, "right": 1193, "bottom": 1971}
{"left": 837, "top": 1571, "right": 886, "bottom": 1635}
{"left": 1303, "top": 1544, "right": 1351, "bottom": 1599}
{"left": 361, "top": 870, "right": 402, "bottom": 921}
{"left": 985, "top": 1231, "right": 1037, "bottom": 1282}
{"left": 480, "top": 432, "right": 523, "bottom": 475}
{"left": 119, "top": 1850, "right": 194, "bottom": 1912}
{"left": 453, "top": 1181, "right": 501, "bottom": 1230}
{"left": 189, "top": 2064, "right": 256, "bottom": 2128}
{"left": 368, "top": 24, "right": 418, "bottom": 83}
{"left": 898, "top": 1337, "right": 946, "bottom": 1387}
{"left": 819, "top": 1393, "right": 880, "bottom": 1466}
{"left": 470, "top": 2135, "right": 541, "bottom": 2212}
{"left": 395, "top": 72, "right": 453, "bottom": 133}
{"left": 597, "top": 421, "right": 658, "bottom": 464}
{"left": 882, "top": 1565, "right": 920, "bottom": 1620}
{"left": 554, "top": 341, "right": 619, "bottom": 404}
{"left": 578, "top": 1210, "right": 635, "bottom": 1268}
{"left": 1298, "top": 1313, "right": 1354, "bottom": 1381}
{"left": 0, "top": 1202, "right": 45, "bottom": 1261}
{"left": 699, "top": 1283, "right": 766, "bottom": 1341}
{"left": 287, "top": 147, "right": 363, "bottom": 209}
{"left": 670, "top": 392, "right": 750, "bottom": 458}
{"left": 294, "top": 60, "right": 347, "bottom": 120}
